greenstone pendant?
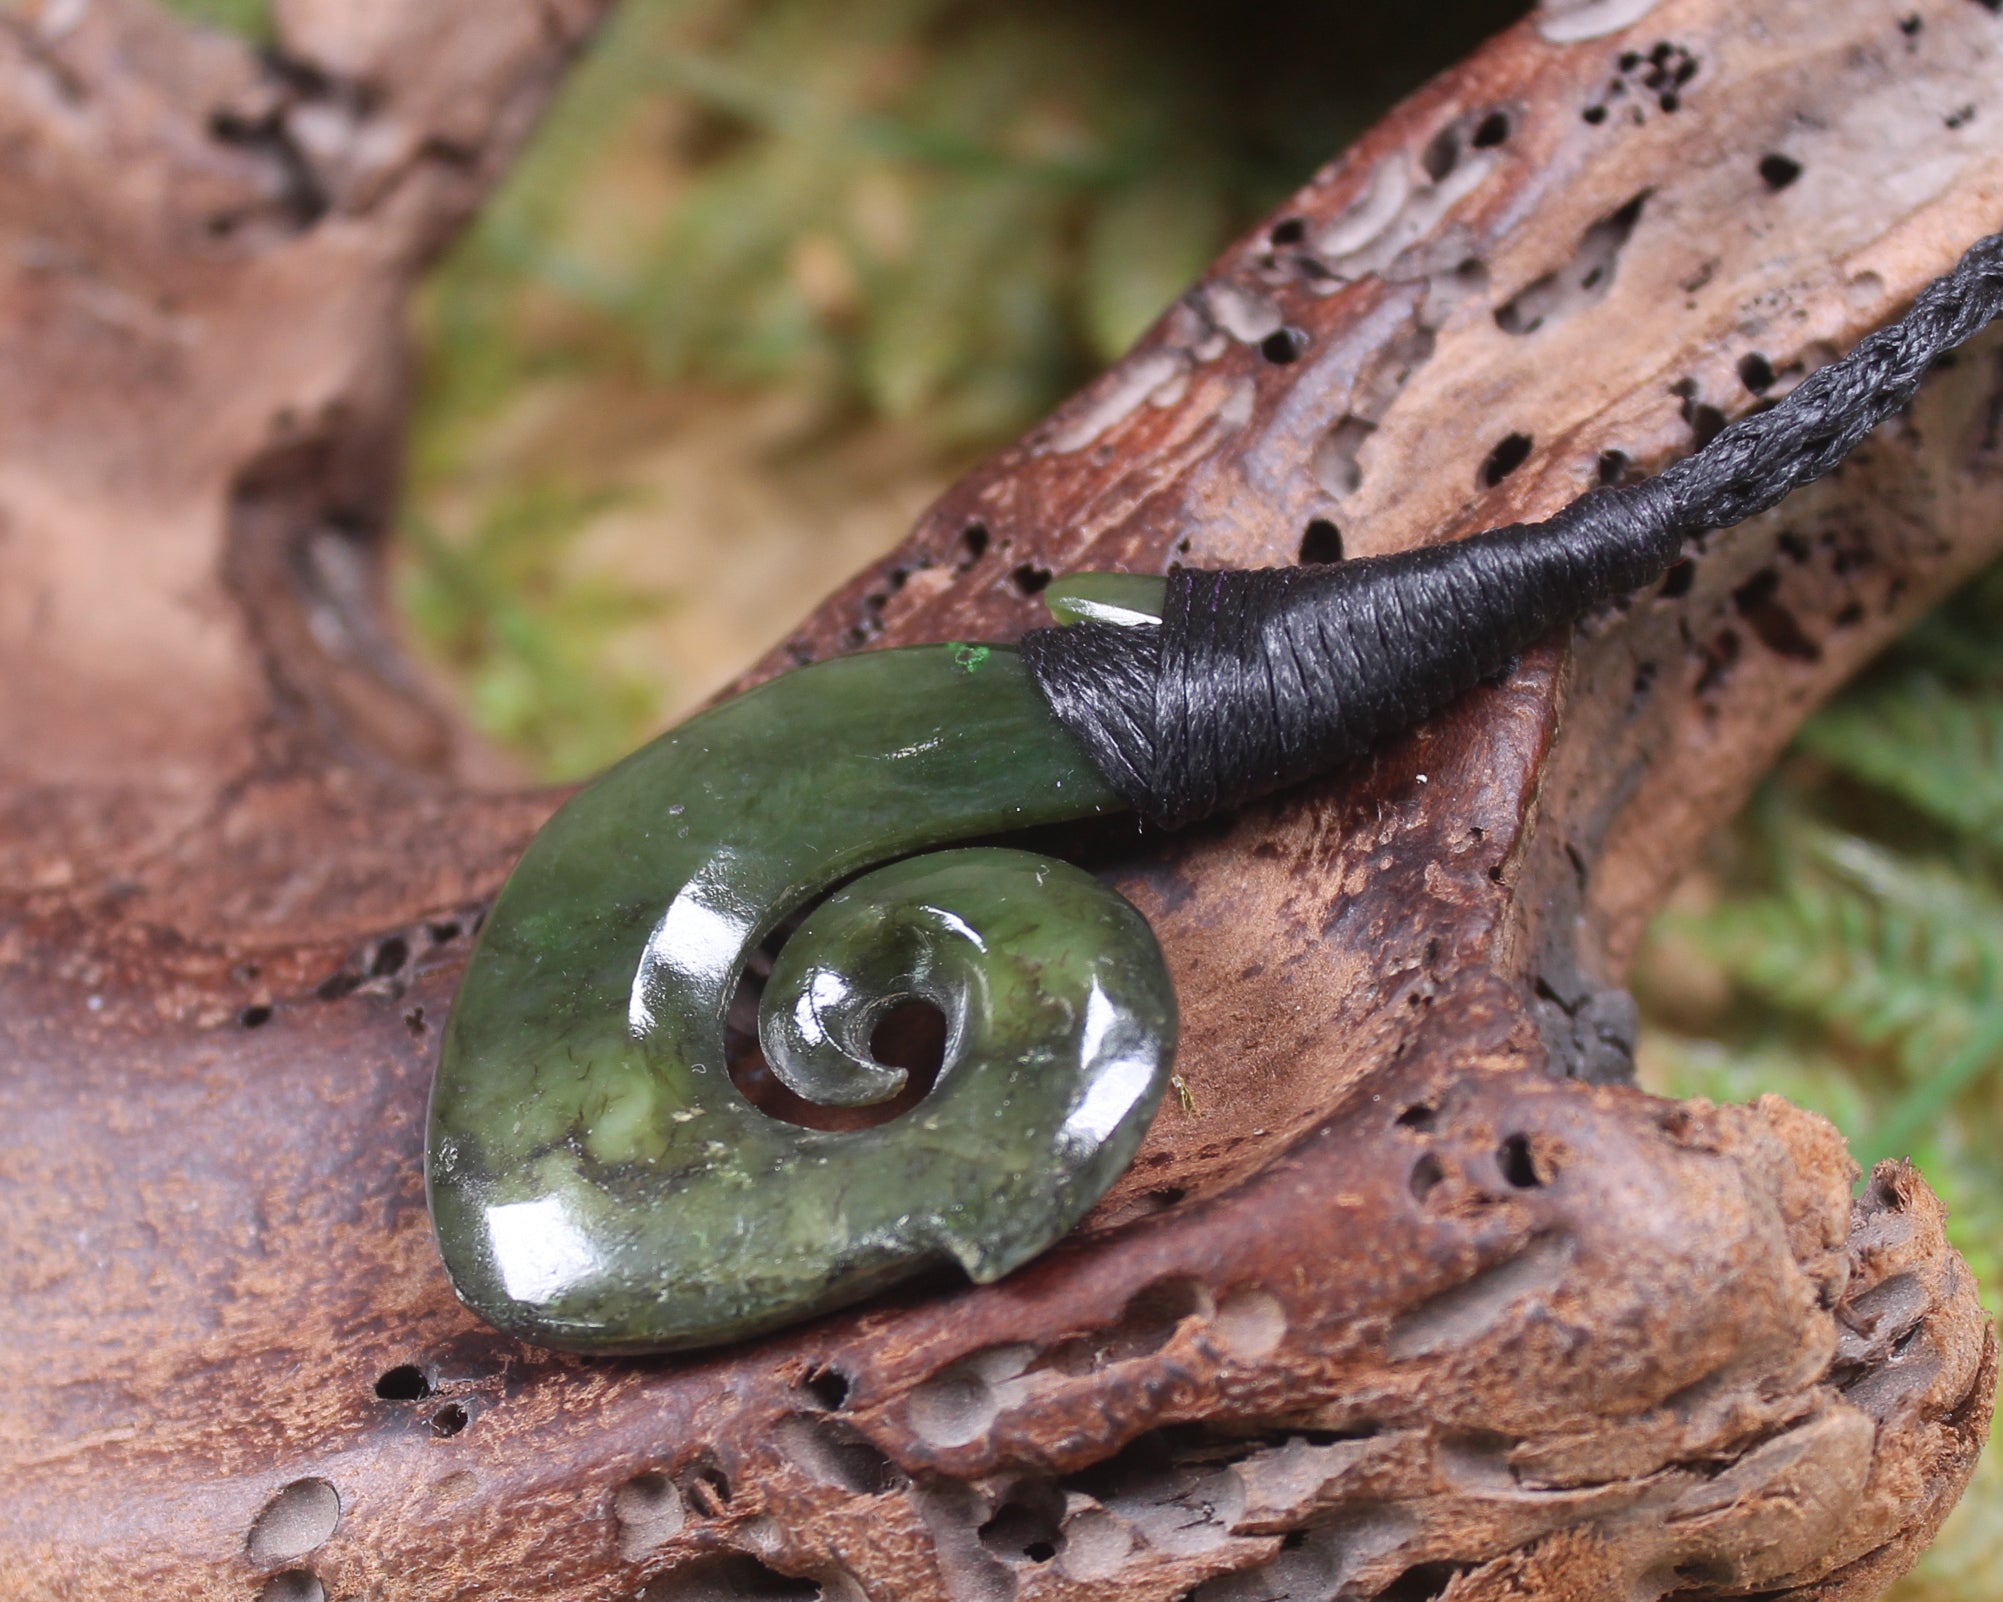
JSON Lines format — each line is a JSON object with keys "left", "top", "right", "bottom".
{"left": 427, "top": 633, "right": 1178, "bottom": 1354}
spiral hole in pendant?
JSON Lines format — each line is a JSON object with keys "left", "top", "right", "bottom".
{"left": 868, "top": 997, "right": 949, "bottom": 1085}
{"left": 725, "top": 946, "right": 947, "bottom": 1132}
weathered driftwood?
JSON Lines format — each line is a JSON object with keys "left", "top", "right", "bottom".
{"left": 1, "top": 0, "right": 1998, "bottom": 1598}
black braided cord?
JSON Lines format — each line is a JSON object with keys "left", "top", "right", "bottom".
{"left": 1021, "top": 228, "right": 2003, "bottom": 830}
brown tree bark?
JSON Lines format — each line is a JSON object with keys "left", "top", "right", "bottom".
{"left": 1, "top": 1, "right": 1997, "bottom": 1600}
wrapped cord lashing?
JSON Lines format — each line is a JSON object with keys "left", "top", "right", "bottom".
{"left": 1021, "top": 229, "right": 2003, "bottom": 831}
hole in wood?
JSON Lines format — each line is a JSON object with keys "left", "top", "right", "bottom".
{"left": 1298, "top": 520, "right": 1343, "bottom": 565}
{"left": 374, "top": 1364, "right": 432, "bottom": 1401}
{"left": 1498, "top": 1133, "right": 1543, "bottom": 1188}
{"left": 1758, "top": 152, "right": 1803, "bottom": 190}
{"left": 1260, "top": 327, "right": 1307, "bottom": 364}
{"left": 800, "top": 1363, "right": 851, "bottom": 1411}
{"left": 978, "top": 1481, "right": 1065, "bottom": 1564}
{"left": 614, "top": 1472, "right": 686, "bottom": 1559}
{"left": 777, "top": 1416, "right": 905, "bottom": 1495}
{"left": 688, "top": 1461, "right": 732, "bottom": 1514}
{"left": 1480, "top": 432, "right": 1533, "bottom": 487}
{"left": 1495, "top": 193, "right": 1645, "bottom": 336}
{"left": 1311, "top": 416, "right": 1375, "bottom": 496}
{"left": 246, "top": 1479, "right": 340, "bottom": 1566}
{"left": 1421, "top": 124, "right": 1459, "bottom": 182}
{"left": 642, "top": 1553, "right": 819, "bottom": 1602}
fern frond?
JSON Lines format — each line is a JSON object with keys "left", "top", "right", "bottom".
{"left": 1671, "top": 823, "right": 2003, "bottom": 1089}
{"left": 1800, "top": 673, "right": 2003, "bottom": 853}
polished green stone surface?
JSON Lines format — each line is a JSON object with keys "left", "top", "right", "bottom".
{"left": 428, "top": 642, "right": 1178, "bottom": 1353}
{"left": 1042, "top": 571, "right": 1168, "bottom": 628}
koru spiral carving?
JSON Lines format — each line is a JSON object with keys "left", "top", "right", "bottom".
{"left": 428, "top": 227, "right": 2003, "bottom": 1354}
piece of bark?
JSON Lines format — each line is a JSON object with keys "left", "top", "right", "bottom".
{"left": 0, "top": 1, "right": 1997, "bottom": 1600}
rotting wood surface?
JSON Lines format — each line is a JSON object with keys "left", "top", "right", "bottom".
{"left": 0, "top": 1, "right": 1998, "bottom": 1599}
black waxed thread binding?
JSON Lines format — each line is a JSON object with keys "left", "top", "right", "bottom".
{"left": 1021, "top": 227, "right": 2003, "bottom": 830}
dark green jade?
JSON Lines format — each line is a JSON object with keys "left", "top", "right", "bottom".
{"left": 427, "top": 633, "right": 1178, "bottom": 1354}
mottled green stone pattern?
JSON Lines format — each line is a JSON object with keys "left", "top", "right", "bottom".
{"left": 427, "top": 643, "right": 1178, "bottom": 1354}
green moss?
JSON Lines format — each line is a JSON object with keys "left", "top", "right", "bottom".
{"left": 399, "top": 0, "right": 1521, "bottom": 777}
{"left": 398, "top": 482, "right": 668, "bottom": 781}
{"left": 158, "top": 0, "right": 270, "bottom": 38}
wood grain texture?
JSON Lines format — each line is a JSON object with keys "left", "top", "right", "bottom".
{"left": 0, "top": 1, "right": 1998, "bottom": 1598}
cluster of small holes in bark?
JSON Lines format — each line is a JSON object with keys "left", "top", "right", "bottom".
{"left": 901, "top": 1277, "right": 1290, "bottom": 1453}
{"left": 1495, "top": 193, "right": 1646, "bottom": 337}
{"left": 846, "top": 561, "right": 930, "bottom": 649}
{"left": 1583, "top": 41, "right": 1698, "bottom": 123}
{"left": 306, "top": 907, "right": 483, "bottom": 1007}
{"left": 1732, "top": 568, "right": 1822, "bottom": 661}
{"left": 373, "top": 1360, "right": 470, "bottom": 1438}
{"left": 1666, "top": 377, "right": 1726, "bottom": 448}
{"left": 205, "top": 105, "right": 330, "bottom": 238}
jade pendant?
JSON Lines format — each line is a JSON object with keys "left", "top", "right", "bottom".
{"left": 427, "top": 632, "right": 1177, "bottom": 1354}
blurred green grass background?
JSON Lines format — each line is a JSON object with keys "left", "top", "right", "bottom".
{"left": 173, "top": 0, "right": 2000, "bottom": 1589}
